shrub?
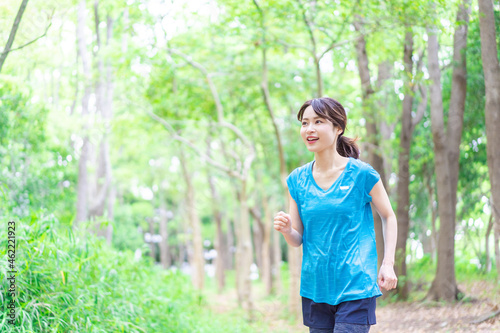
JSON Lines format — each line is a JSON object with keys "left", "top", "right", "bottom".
{"left": 0, "top": 212, "right": 253, "bottom": 332}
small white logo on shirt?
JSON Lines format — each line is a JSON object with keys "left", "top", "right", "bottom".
{"left": 340, "top": 186, "right": 349, "bottom": 190}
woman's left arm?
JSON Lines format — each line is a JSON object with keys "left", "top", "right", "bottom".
{"left": 370, "top": 180, "right": 398, "bottom": 291}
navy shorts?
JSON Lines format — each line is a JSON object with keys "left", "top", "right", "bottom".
{"left": 302, "top": 296, "right": 377, "bottom": 329}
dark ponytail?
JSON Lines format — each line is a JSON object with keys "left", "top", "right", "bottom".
{"left": 298, "top": 97, "right": 360, "bottom": 159}
{"left": 337, "top": 135, "right": 360, "bottom": 159}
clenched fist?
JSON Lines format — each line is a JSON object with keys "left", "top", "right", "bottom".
{"left": 378, "top": 263, "right": 398, "bottom": 291}
{"left": 274, "top": 211, "right": 292, "bottom": 235}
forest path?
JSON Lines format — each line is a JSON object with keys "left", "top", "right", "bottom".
{"left": 205, "top": 280, "right": 500, "bottom": 332}
{"left": 374, "top": 280, "right": 500, "bottom": 332}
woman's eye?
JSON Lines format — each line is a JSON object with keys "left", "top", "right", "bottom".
{"left": 302, "top": 122, "right": 307, "bottom": 126}
{"left": 316, "top": 120, "right": 322, "bottom": 124}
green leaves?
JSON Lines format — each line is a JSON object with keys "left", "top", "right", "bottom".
{"left": 0, "top": 211, "right": 256, "bottom": 332}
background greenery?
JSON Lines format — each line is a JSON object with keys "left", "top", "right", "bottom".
{"left": 0, "top": 0, "right": 499, "bottom": 331}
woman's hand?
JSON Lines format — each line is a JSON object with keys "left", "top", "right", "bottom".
{"left": 273, "top": 195, "right": 303, "bottom": 247}
{"left": 378, "top": 263, "right": 398, "bottom": 291}
{"left": 274, "top": 211, "right": 292, "bottom": 235}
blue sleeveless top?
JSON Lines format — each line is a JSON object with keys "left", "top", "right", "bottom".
{"left": 286, "top": 157, "right": 382, "bottom": 305}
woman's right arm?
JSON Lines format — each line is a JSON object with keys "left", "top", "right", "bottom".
{"left": 273, "top": 190, "right": 303, "bottom": 247}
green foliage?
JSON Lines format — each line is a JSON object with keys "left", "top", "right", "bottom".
{"left": 455, "top": 12, "right": 489, "bottom": 224}
{"left": 0, "top": 0, "right": 498, "bottom": 316}
{"left": 0, "top": 77, "right": 76, "bottom": 220}
{"left": 0, "top": 212, "right": 255, "bottom": 332}
{"left": 408, "top": 254, "right": 436, "bottom": 286}
{"left": 404, "top": 253, "right": 497, "bottom": 302}
{"left": 112, "top": 203, "right": 151, "bottom": 252}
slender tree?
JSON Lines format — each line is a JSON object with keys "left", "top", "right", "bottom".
{"left": 478, "top": 0, "right": 500, "bottom": 277}
{"left": 252, "top": 0, "right": 293, "bottom": 313}
{"left": 426, "top": 0, "right": 470, "bottom": 301}
{"left": 150, "top": 48, "right": 256, "bottom": 318}
{"left": 89, "top": 1, "right": 114, "bottom": 244}
{"left": 396, "top": 29, "right": 426, "bottom": 300}
{"left": 353, "top": 16, "right": 390, "bottom": 268}
{"left": 158, "top": 191, "right": 171, "bottom": 269}
{"left": 0, "top": 0, "right": 29, "bottom": 72}
{"left": 75, "top": 0, "right": 91, "bottom": 227}
{"left": 206, "top": 130, "right": 227, "bottom": 293}
{"left": 179, "top": 148, "right": 205, "bottom": 290}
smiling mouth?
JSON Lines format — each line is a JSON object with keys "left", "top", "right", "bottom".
{"left": 307, "top": 138, "right": 319, "bottom": 142}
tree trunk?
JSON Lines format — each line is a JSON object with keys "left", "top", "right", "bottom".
{"left": 426, "top": 0, "right": 469, "bottom": 301}
{"left": 214, "top": 209, "right": 226, "bottom": 292}
{"left": 179, "top": 149, "right": 204, "bottom": 290}
{"left": 314, "top": 55, "right": 323, "bottom": 97}
{"left": 261, "top": 196, "right": 273, "bottom": 295}
{"left": 89, "top": 2, "right": 113, "bottom": 242}
{"left": 301, "top": 3, "right": 321, "bottom": 97}
{"left": 75, "top": 0, "right": 91, "bottom": 227}
{"left": 148, "top": 217, "right": 156, "bottom": 261}
{"left": 478, "top": 0, "right": 500, "bottom": 279}
{"left": 207, "top": 171, "right": 226, "bottom": 293}
{"left": 425, "top": 170, "right": 438, "bottom": 262}
{"left": 235, "top": 181, "right": 255, "bottom": 319}
{"left": 89, "top": 140, "right": 110, "bottom": 217}
{"left": 447, "top": 0, "right": 470, "bottom": 224}
{"left": 106, "top": 185, "right": 115, "bottom": 245}
{"left": 161, "top": 47, "right": 256, "bottom": 318}
{"left": 251, "top": 209, "right": 264, "bottom": 275}
{"left": 395, "top": 29, "right": 414, "bottom": 300}
{"left": 377, "top": 61, "right": 396, "bottom": 185}
{"left": 205, "top": 129, "right": 228, "bottom": 293}
{"left": 272, "top": 219, "right": 282, "bottom": 295}
{"left": 226, "top": 218, "right": 235, "bottom": 271}
{"left": 253, "top": 8, "right": 293, "bottom": 306}
{"left": 104, "top": 15, "right": 114, "bottom": 244}
{"left": 179, "top": 234, "right": 186, "bottom": 267}
{"left": 495, "top": 219, "right": 500, "bottom": 281}
{"left": 0, "top": 0, "right": 29, "bottom": 72}
{"left": 426, "top": 28, "right": 458, "bottom": 302}
{"left": 90, "top": 0, "right": 107, "bottom": 219}
{"left": 249, "top": 195, "right": 272, "bottom": 295}
{"left": 288, "top": 241, "right": 302, "bottom": 318}
{"left": 353, "top": 18, "right": 386, "bottom": 269}
{"left": 159, "top": 195, "right": 170, "bottom": 269}
{"left": 485, "top": 214, "right": 493, "bottom": 272}
{"left": 353, "top": 19, "right": 375, "bottom": 100}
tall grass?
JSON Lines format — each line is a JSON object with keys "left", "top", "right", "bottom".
{"left": 0, "top": 213, "right": 255, "bottom": 332}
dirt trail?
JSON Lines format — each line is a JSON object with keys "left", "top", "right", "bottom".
{"left": 373, "top": 301, "right": 500, "bottom": 332}
{"left": 207, "top": 280, "right": 500, "bottom": 332}
{"left": 373, "top": 280, "right": 500, "bottom": 332}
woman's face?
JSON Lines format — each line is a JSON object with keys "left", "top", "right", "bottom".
{"left": 300, "top": 106, "right": 342, "bottom": 153}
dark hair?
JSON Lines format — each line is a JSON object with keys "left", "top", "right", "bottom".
{"left": 297, "top": 97, "right": 359, "bottom": 159}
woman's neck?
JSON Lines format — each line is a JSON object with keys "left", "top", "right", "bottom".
{"left": 313, "top": 148, "right": 349, "bottom": 173}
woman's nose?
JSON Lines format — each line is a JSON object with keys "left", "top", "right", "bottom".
{"left": 306, "top": 124, "right": 316, "bottom": 133}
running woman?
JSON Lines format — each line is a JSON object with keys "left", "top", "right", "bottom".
{"left": 274, "top": 97, "right": 398, "bottom": 333}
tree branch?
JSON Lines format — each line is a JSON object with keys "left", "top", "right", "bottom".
{"left": 297, "top": 0, "right": 317, "bottom": 55}
{"left": 412, "top": 48, "right": 426, "bottom": 94}
{"left": 273, "top": 38, "right": 312, "bottom": 52}
{"left": 252, "top": 0, "right": 263, "bottom": 17}
{"left": 4, "top": 21, "right": 52, "bottom": 55}
{"left": 166, "top": 48, "right": 224, "bottom": 121}
{"left": 317, "top": 0, "right": 359, "bottom": 60}
{"left": 318, "top": 36, "right": 360, "bottom": 60}
{"left": 470, "top": 308, "right": 500, "bottom": 324}
{"left": 147, "top": 109, "right": 242, "bottom": 180}
{"left": 166, "top": 47, "right": 256, "bottom": 177}
{"left": 0, "top": 0, "right": 30, "bottom": 72}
